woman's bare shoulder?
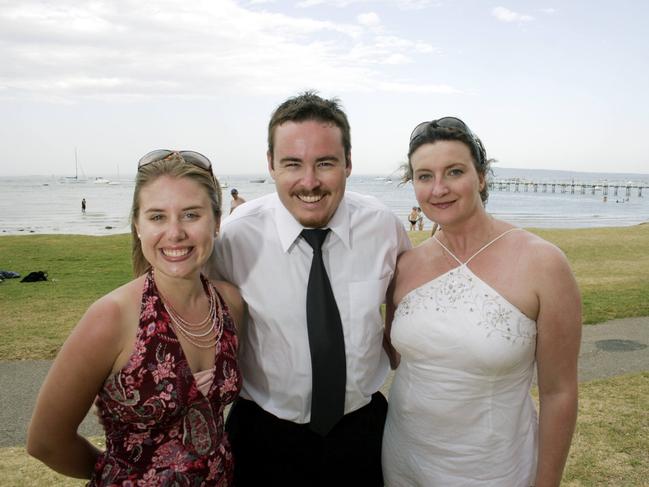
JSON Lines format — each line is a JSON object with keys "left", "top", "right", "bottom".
{"left": 97, "top": 276, "right": 144, "bottom": 312}
{"left": 397, "top": 236, "right": 438, "bottom": 270}
{"left": 512, "top": 229, "right": 569, "bottom": 264}
{"left": 210, "top": 279, "right": 242, "bottom": 304}
{"left": 80, "top": 276, "right": 145, "bottom": 339}
{"left": 392, "top": 238, "right": 442, "bottom": 304}
{"left": 41, "top": 276, "right": 145, "bottom": 391}
{"left": 209, "top": 279, "right": 245, "bottom": 332}
{"left": 500, "top": 229, "right": 574, "bottom": 291}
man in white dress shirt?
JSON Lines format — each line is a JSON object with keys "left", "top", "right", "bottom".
{"left": 207, "top": 91, "right": 410, "bottom": 486}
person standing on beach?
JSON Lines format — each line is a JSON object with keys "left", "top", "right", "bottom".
{"left": 28, "top": 151, "right": 244, "bottom": 485}
{"left": 382, "top": 116, "right": 582, "bottom": 486}
{"left": 416, "top": 206, "right": 424, "bottom": 231}
{"left": 81, "top": 198, "right": 86, "bottom": 214}
{"left": 229, "top": 188, "right": 246, "bottom": 213}
{"left": 207, "top": 91, "right": 410, "bottom": 486}
{"left": 408, "top": 206, "right": 418, "bottom": 230}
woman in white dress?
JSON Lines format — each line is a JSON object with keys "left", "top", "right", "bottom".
{"left": 382, "top": 117, "right": 582, "bottom": 486}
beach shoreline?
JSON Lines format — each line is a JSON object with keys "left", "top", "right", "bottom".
{"left": 2, "top": 220, "right": 649, "bottom": 238}
{"left": 3, "top": 170, "right": 649, "bottom": 235}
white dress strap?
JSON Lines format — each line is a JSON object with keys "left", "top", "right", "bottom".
{"left": 433, "top": 235, "right": 463, "bottom": 265}
{"left": 433, "top": 228, "right": 521, "bottom": 265}
{"left": 465, "top": 228, "right": 520, "bottom": 264}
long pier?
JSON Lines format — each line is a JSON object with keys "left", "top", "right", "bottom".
{"left": 488, "top": 179, "right": 647, "bottom": 198}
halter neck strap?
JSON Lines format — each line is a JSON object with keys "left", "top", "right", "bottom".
{"left": 433, "top": 228, "right": 520, "bottom": 265}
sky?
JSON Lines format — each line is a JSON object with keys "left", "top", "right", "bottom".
{"left": 1, "top": 0, "right": 648, "bottom": 177}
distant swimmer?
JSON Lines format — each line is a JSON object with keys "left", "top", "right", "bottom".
{"left": 81, "top": 198, "right": 86, "bottom": 214}
{"left": 230, "top": 188, "right": 246, "bottom": 214}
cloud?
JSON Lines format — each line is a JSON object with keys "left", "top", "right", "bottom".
{"left": 383, "top": 53, "right": 411, "bottom": 65}
{"left": 540, "top": 8, "right": 557, "bottom": 14}
{"left": 378, "top": 81, "right": 462, "bottom": 94}
{"left": 395, "top": 0, "right": 437, "bottom": 9}
{"left": 358, "top": 12, "right": 381, "bottom": 28}
{"left": 492, "top": 6, "right": 533, "bottom": 23}
{"left": 345, "top": 35, "right": 436, "bottom": 66}
{"left": 295, "top": 0, "right": 329, "bottom": 7}
{"left": 0, "top": 0, "right": 457, "bottom": 100}
{"left": 296, "top": 0, "right": 434, "bottom": 9}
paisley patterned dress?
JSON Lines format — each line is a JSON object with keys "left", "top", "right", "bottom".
{"left": 89, "top": 271, "right": 241, "bottom": 486}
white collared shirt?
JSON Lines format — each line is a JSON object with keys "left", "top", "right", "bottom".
{"left": 207, "top": 191, "right": 411, "bottom": 423}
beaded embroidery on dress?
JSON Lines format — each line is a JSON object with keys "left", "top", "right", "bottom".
{"left": 383, "top": 229, "right": 539, "bottom": 486}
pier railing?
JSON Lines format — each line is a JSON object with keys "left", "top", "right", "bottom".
{"left": 488, "top": 180, "right": 647, "bottom": 198}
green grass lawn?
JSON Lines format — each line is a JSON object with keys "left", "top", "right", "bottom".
{"left": 0, "top": 234, "right": 132, "bottom": 359}
{"left": 558, "top": 372, "right": 649, "bottom": 486}
{"left": 2, "top": 225, "right": 649, "bottom": 360}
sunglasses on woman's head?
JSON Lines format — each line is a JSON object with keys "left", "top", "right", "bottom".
{"left": 409, "top": 117, "right": 485, "bottom": 165}
{"left": 138, "top": 149, "right": 213, "bottom": 172}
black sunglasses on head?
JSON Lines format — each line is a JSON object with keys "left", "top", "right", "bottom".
{"left": 138, "top": 149, "right": 213, "bottom": 173}
{"left": 409, "top": 117, "right": 485, "bottom": 165}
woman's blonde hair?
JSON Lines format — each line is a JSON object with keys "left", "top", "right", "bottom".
{"left": 131, "top": 156, "right": 222, "bottom": 276}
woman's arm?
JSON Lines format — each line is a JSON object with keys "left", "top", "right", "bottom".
{"left": 533, "top": 244, "right": 582, "bottom": 487}
{"left": 27, "top": 295, "right": 127, "bottom": 478}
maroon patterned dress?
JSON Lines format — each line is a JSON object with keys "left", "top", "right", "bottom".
{"left": 89, "top": 271, "right": 241, "bottom": 486}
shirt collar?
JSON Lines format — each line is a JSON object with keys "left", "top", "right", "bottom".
{"left": 273, "top": 193, "right": 351, "bottom": 252}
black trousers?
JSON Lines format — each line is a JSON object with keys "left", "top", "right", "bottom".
{"left": 226, "top": 392, "right": 387, "bottom": 487}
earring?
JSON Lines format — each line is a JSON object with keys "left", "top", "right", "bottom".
{"left": 137, "top": 233, "right": 141, "bottom": 238}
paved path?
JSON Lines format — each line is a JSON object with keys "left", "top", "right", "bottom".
{"left": 1, "top": 317, "right": 647, "bottom": 448}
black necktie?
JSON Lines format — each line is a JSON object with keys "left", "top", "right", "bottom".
{"left": 301, "top": 229, "right": 347, "bottom": 436}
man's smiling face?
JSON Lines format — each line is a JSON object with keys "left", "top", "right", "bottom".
{"left": 268, "top": 119, "right": 351, "bottom": 228}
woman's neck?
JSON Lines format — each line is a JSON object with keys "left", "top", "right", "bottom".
{"left": 436, "top": 212, "right": 497, "bottom": 260}
{"left": 152, "top": 270, "right": 206, "bottom": 316}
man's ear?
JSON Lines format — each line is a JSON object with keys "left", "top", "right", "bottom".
{"left": 267, "top": 150, "right": 275, "bottom": 179}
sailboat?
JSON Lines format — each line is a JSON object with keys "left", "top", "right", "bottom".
{"left": 61, "top": 148, "right": 86, "bottom": 183}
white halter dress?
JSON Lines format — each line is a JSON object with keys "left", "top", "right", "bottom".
{"left": 383, "top": 229, "right": 538, "bottom": 486}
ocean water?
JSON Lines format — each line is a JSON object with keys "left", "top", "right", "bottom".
{"left": 0, "top": 168, "right": 648, "bottom": 236}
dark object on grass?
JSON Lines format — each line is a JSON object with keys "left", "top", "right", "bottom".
{"left": 20, "top": 271, "right": 48, "bottom": 282}
{"left": 595, "top": 339, "right": 647, "bottom": 352}
{"left": 0, "top": 270, "right": 21, "bottom": 279}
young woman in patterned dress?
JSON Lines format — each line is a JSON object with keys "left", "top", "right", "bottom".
{"left": 28, "top": 151, "right": 244, "bottom": 486}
